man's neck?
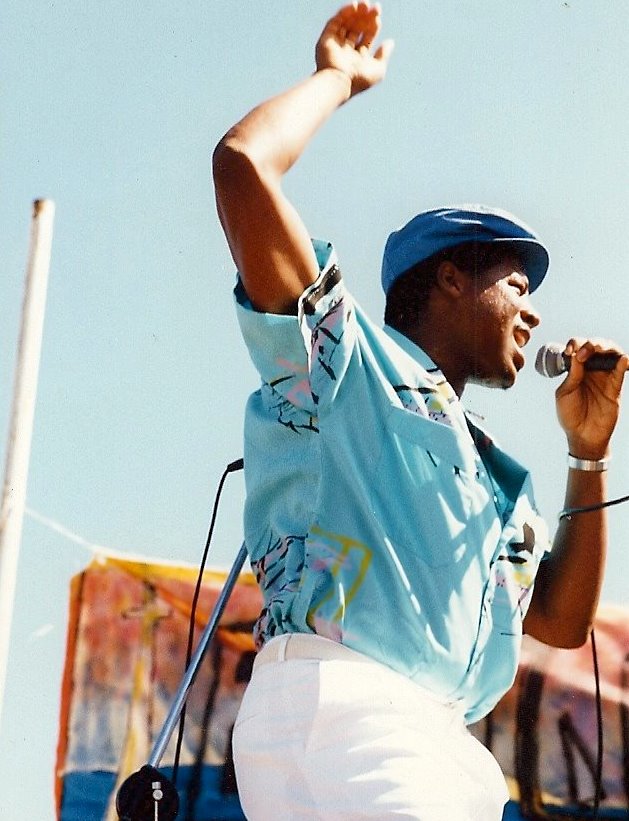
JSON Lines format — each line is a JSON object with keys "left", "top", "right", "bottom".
{"left": 398, "top": 324, "right": 468, "bottom": 398}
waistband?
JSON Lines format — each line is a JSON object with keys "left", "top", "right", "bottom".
{"left": 255, "top": 632, "right": 373, "bottom": 668}
{"left": 254, "top": 632, "right": 458, "bottom": 712}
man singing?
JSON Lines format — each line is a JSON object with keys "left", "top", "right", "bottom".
{"left": 212, "top": 3, "right": 628, "bottom": 818}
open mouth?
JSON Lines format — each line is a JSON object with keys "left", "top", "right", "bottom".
{"left": 513, "top": 328, "right": 530, "bottom": 350}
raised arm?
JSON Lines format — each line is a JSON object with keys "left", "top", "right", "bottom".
{"left": 212, "top": 2, "right": 394, "bottom": 314}
{"left": 524, "top": 338, "right": 628, "bottom": 647}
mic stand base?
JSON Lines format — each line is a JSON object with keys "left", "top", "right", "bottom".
{"left": 116, "top": 765, "right": 179, "bottom": 821}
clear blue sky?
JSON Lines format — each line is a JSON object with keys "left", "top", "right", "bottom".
{"left": 2, "top": 2, "right": 628, "bottom": 818}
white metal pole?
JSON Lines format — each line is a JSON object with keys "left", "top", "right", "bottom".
{"left": 0, "top": 199, "right": 55, "bottom": 730}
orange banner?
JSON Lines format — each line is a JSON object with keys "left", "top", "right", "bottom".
{"left": 56, "top": 554, "right": 629, "bottom": 819}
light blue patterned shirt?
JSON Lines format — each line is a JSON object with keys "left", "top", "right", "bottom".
{"left": 235, "top": 240, "right": 550, "bottom": 722}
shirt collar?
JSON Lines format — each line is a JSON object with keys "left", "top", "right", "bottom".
{"left": 382, "top": 324, "right": 473, "bottom": 435}
{"left": 382, "top": 326, "right": 496, "bottom": 451}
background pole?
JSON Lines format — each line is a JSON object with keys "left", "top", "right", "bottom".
{"left": 0, "top": 199, "right": 55, "bottom": 730}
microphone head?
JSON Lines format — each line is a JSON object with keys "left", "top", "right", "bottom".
{"left": 535, "top": 343, "right": 566, "bottom": 378}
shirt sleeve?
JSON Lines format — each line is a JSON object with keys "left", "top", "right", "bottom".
{"left": 234, "top": 239, "right": 340, "bottom": 414}
{"left": 298, "top": 251, "right": 358, "bottom": 414}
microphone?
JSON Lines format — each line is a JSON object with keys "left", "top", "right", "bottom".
{"left": 535, "top": 343, "right": 620, "bottom": 378}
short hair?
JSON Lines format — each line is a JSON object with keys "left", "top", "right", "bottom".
{"left": 384, "top": 241, "right": 522, "bottom": 332}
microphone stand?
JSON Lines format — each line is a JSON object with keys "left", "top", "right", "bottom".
{"left": 116, "top": 543, "right": 249, "bottom": 821}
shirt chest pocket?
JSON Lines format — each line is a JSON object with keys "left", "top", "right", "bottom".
{"left": 370, "top": 405, "right": 488, "bottom": 568}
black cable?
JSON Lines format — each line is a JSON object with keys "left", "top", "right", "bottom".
{"left": 171, "top": 458, "right": 244, "bottom": 787}
{"left": 555, "top": 493, "right": 629, "bottom": 817}
{"left": 590, "top": 629, "right": 603, "bottom": 819}
{"left": 559, "top": 493, "right": 629, "bottom": 521}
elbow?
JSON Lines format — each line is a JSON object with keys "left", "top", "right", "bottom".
{"left": 558, "top": 621, "right": 593, "bottom": 650}
{"left": 212, "top": 137, "right": 252, "bottom": 220}
{"left": 212, "top": 133, "right": 269, "bottom": 206}
{"left": 528, "top": 620, "right": 592, "bottom": 650}
{"left": 548, "top": 630, "right": 591, "bottom": 651}
{"left": 524, "top": 596, "right": 594, "bottom": 649}
{"left": 212, "top": 122, "right": 268, "bottom": 178}
{"left": 212, "top": 135, "right": 248, "bottom": 189}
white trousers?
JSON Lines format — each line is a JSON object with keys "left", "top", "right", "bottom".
{"left": 233, "top": 634, "right": 508, "bottom": 821}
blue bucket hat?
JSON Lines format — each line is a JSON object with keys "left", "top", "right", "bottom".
{"left": 381, "top": 205, "right": 550, "bottom": 295}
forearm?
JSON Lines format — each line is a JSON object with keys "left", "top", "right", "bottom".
{"left": 524, "top": 339, "right": 628, "bottom": 647}
{"left": 526, "top": 466, "right": 608, "bottom": 648}
{"left": 214, "top": 68, "right": 351, "bottom": 180}
{"left": 213, "top": 3, "right": 392, "bottom": 314}
{"left": 212, "top": 68, "right": 351, "bottom": 312}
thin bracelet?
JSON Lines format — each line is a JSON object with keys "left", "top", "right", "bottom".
{"left": 567, "top": 453, "right": 610, "bottom": 472}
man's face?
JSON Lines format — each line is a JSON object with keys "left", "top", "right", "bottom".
{"left": 463, "top": 256, "right": 541, "bottom": 389}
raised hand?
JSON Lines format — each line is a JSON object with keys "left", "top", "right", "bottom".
{"left": 315, "top": 2, "right": 394, "bottom": 97}
{"left": 555, "top": 337, "right": 629, "bottom": 459}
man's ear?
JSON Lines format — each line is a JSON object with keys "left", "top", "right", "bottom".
{"left": 435, "top": 261, "right": 470, "bottom": 300}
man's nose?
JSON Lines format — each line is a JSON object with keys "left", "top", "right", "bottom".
{"left": 522, "top": 298, "right": 541, "bottom": 330}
